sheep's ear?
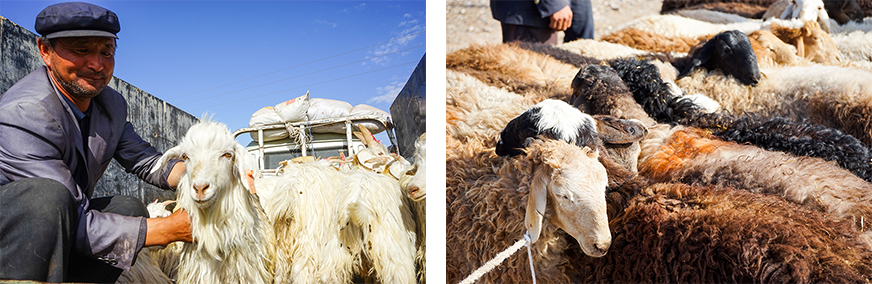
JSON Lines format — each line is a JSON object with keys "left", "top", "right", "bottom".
{"left": 796, "top": 35, "right": 805, "bottom": 58}
{"left": 525, "top": 165, "right": 549, "bottom": 244}
{"left": 234, "top": 144, "right": 257, "bottom": 194}
{"left": 678, "top": 41, "right": 714, "bottom": 80}
{"left": 593, "top": 116, "right": 648, "bottom": 144}
{"left": 151, "top": 145, "right": 183, "bottom": 174}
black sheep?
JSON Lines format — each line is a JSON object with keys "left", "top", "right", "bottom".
{"left": 675, "top": 30, "right": 761, "bottom": 86}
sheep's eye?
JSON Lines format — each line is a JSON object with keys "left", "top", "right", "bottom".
{"left": 181, "top": 154, "right": 188, "bottom": 160}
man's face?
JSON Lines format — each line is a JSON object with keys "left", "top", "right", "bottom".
{"left": 39, "top": 36, "right": 116, "bottom": 99}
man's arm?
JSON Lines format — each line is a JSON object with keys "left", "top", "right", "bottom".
{"left": 145, "top": 208, "right": 193, "bottom": 246}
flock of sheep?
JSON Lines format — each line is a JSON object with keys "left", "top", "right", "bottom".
{"left": 447, "top": 0, "right": 872, "bottom": 283}
{"left": 116, "top": 121, "right": 427, "bottom": 283}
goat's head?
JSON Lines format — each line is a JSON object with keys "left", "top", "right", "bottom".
{"left": 496, "top": 99, "right": 599, "bottom": 157}
{"left": 153, "top": 120, "right": 255, "bottom": 210}
{"left": 402, "top": 132, "right": 427, "bottom": 201}
{"left": 524, "top": 139, "right": 611, "bottom": 257}
{"left": 678, "top": 30, "right": 761, "bottom": 86}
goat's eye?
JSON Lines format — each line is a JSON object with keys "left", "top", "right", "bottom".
{"left": 181, "top": 154, "right": 188, "bottom": 160}
{"left": 222, "top": 152, "right": 232, "bottom": 158}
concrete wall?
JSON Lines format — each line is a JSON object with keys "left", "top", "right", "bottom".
{"left": 390, "top": 54, "right": 426, "bottom": 160}
{"left": 1, "top": 16, "right": 198, "bottom": 203}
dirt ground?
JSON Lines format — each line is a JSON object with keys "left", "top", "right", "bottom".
{"left": 446, "top": 0, "right": 665, "bottom": 52}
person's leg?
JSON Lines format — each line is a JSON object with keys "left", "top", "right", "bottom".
{"left": 0, "top": 178, "right": 77, "bottom": 282}
{"left": 564, "top": 0, "right": 595, "bottom": 42}
{"left": 501, "top": 23, "right": 559, "bottom": 45}
{"left": 66, "top": 195, "right": 148, "bottom": 283}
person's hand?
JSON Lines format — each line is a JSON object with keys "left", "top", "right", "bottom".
{"left": 145, "top": 208, "right": 194, "bottom": 246}
{"left": 549, "top": 5, "right": 573, "bottom": 31}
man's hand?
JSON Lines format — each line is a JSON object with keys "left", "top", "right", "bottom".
{"left": 549, "top": 5, "right": 573, "bottom": 31}
{"left": 145, "top": 208, "right": 193, "bottom": 246}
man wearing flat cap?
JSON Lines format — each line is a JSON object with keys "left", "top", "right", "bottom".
{"left": 0, "top": 2, "right": 193, "bottom": 282}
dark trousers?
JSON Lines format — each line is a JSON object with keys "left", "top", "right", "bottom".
{"left": 501, "top": 23, "right": 559, "bottom": 45}
{"left": 0, "top": 178, "right": 148, "bottom": 282}
{"left": 564, "top": 0, "right": 594, "bottom": 42}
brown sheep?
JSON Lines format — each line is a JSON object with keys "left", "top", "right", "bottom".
{"left": 769, "top": 20, "right": 840, "bottom": 64}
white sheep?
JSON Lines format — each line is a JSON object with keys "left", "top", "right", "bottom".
{"left": 151, "top": 119, "right": 275, "bottom": 284}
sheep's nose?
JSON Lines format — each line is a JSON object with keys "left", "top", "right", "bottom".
{"left": 594, "top": 242, "right": 610, "bottom": 256}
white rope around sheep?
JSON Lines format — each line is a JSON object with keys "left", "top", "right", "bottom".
{"left": 457, "top": 231, "right": 537, "bottom": 284}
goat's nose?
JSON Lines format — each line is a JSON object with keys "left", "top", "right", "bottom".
{"left": 408, "top": 186, "right": 420, "bottom": 197}
{"left": 194, "top": 183, "right": 210, "bottom": 196}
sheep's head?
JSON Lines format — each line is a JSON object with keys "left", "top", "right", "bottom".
{"left": 524, "top": 139, "right": 611, "bottom": 257}
{"left": 593, "top": 115, "right": 648, "bottom": 173}
{"left": 496, "top": 99, "right": 599, "bottom": 157}
{"left": 153, "top": 120, "right": 254, "bottom": 210}
{"left": 771, "top": 21, "right": 839, "bottom": 65}
{"left": 678, "top": 30, "right": 761, "bottom": 86}
{"left": 401, "top": 132, "right": 426, "bottom": 201}
{"left": 749, "top": 29, "right": 803, "bottom": 67}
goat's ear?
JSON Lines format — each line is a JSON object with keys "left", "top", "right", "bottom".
{"left": 796, "top": 36, "right": 805, "bottom": 58}
{"left": 234, "top": 144, "right": 257, "bottom": 193}
{"left": 525, "top": 165, "right": 549, "bottom": 244}
{"left": 151, "top": 145, "right": 183, "bottom": 174}
{"left": 678, "top": 41, "right": 714, "bottom": 80}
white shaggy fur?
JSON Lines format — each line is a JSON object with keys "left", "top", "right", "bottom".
{"left": 399, "top": 132, "right": 427, "bottom": 283}
{"left": 152, "top": 120, "right": 275, "bottom": 284}
{"left": 532, "top": 99, "right": 597, "bottom": 146}
{"left": 557, "top": 39, "right": 687, "bottom": 60}
{"left": 264, "top": 158, "right": 417, "bottom": 284}
{"left": 446, "top": 70, "right": 537, "bottom": 142}
{"left": 334, "top": 171, "right": 417, "bottom": 284}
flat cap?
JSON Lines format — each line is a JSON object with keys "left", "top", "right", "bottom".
{"left": 35, "top": 2, "right": 120, "bottom": 39}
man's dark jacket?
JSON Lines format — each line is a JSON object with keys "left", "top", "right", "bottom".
{"left": 0, "top": 66, "right": 173, "bottom": 270}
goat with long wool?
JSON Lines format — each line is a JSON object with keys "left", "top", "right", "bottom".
{"left": 151, "top": 119, "right": 275, "bottom": 284}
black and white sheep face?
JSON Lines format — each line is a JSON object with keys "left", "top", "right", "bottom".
{"left": 496, "top": 99, "right": 599, "bottom": 157}
{"left": 156, "top": 120, "right": 254, "bottom": 210}
{"left": 679, "top": 30, "right": 761, "bottom": 86}
{"left": 525, "top": 140, "right": 611, "bottom": 258}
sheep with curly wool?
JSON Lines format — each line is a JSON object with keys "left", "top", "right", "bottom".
{"left": 638, "top": 124, "right": 872, "bottom": 233}
{"left": 446, "top": 43, "right": 578, "bottom": 101}
{"left": 669, "top": 2, "right": 770, "bottom": 18}
{"left": 447, "top": 136, "right": 610, "bottom": 284}
{"left": 676, "top": 64, "right": 872, "bottom": 146}
{"left": 151, "top": 119, "right": 275, "bottom": 284}
{"left": 676, "top": 30, "right": 762, "bottom": 86}
{"left": 660, "top": 0, "right": 777, "bottom": 15}
{"left": 769, "top": 20, "right": 839, "bottom": 64}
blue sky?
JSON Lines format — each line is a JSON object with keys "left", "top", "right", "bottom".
{"left": 0, "top": 0, "right": 426, "bottom": 145}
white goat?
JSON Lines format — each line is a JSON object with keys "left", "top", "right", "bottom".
{"left": 399, "top": 132, "right": 427, "bottom": 283}
{"left": 152, "top": 119, "right": 275, "bottom": 284}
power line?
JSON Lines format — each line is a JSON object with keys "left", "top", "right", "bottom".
{"left": 189, "top": 60, "right": 418, "bottom": 111}
{"left": 176, "top": 44, "right": 424, "bottom": 105}
{"left": 168, "top": 30, "right": 425, "bottom": 100}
